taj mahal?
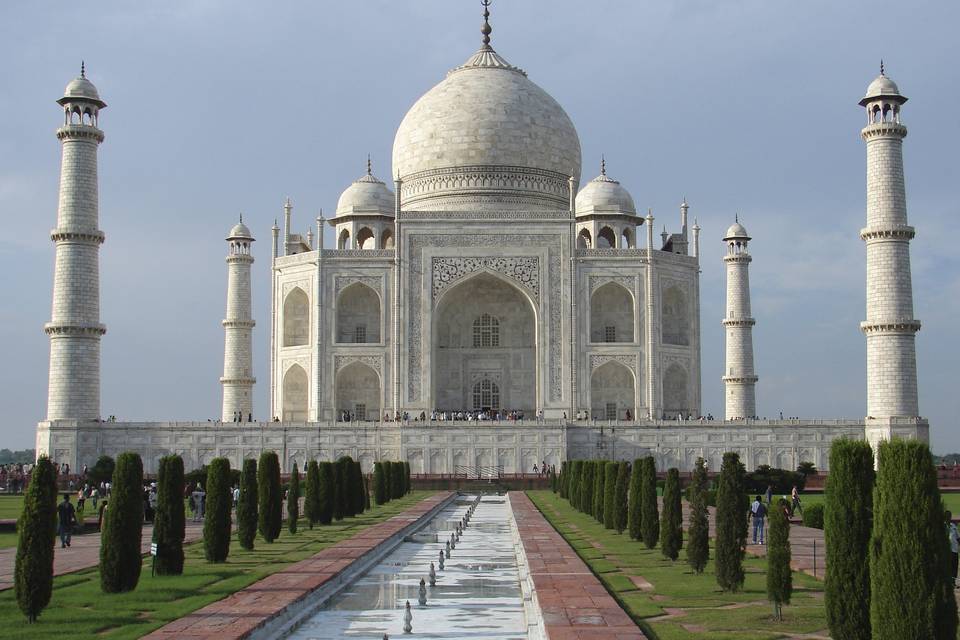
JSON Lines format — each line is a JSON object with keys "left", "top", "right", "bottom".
{"left": 35, "top": 7, "right": 927, "bottom": 475}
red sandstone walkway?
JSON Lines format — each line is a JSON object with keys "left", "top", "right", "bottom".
{"left": 0, "top": 520, "right": 205, "bottom": 591}
{"left": 510, "top": 491, "right": 647, "bottom": 639}
{"left": 142, "top": 492, "right": 453, "bottom": 640}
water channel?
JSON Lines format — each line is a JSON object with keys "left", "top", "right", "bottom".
{"left": 285, "top": 494, "right": 537, "bottom": 639}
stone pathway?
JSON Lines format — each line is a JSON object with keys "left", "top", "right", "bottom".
{"left": 510, "top": 491, "right": 647, "bottom": 639}
{"left": 0, "top": 520, "right": 205, "bottom": 590}
{"left": 142, "top": 492, "right": 453, "bottom": 640}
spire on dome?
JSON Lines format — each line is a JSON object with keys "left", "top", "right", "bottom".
{"left": 600, "top": 155, "right": 606, "bottom": 176}
{"left": 239, "top": 213, "right": 243, "bottom": 223}
{"left": 81, "top": 60, "right": 85, "bottom": 78}
{"left": 481, "top": 0, "right": 492, "bottom": 48}
{"left": 367, "top": 154, "right": 372, "bottom": 175}
{"left": 880, "top": 59, "right": 885, "bottom": 75}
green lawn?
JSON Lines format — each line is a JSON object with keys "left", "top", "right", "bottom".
{"left": 0, "top": 491, "right": 433, "bottom": 639}
{"left": 528, "top": 490, "right": 827, "bottom": 640}
{"left": 0, "top": 495, "right": 23, "bottom": 520}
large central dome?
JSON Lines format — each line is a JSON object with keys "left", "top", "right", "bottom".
{"left": 392, "top": 44, "right": 582, "bottom": 211}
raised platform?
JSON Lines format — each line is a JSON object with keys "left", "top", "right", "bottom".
{"left": 36, "top": 417, "right": 928, "bottom": 475}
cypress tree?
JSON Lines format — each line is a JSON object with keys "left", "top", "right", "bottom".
{"left": 14, "top": 456, "right": 57, "bottom": 622}
{"left": 350, "top": 460, "right": 364, "bottom": 515}
{"left": 317, "top": 461, "right": 334, "bottom": 524}
{"left": 640, "top": 457, "right": 660, "bottom": 549}
{"left": 363, "top": 472, "right": 371, "bottom": 511}
{"left": 559, "top": 461, "right": 568, "bottom": 498}
{"left": 603, "top": 462, "right": 618, "bottom": 529}
{"left": 592, "top": 460, "right": 605, "bottom": 523}
{"left": 382, "top": 461, "right": 393, "bottom": 503}
{"left": 333, "top": 458, "right": 349, "bottom": 519}
{"left": 824, "top": 439, "right": 874, "bottom": 640}
{"left": 767, "top": 502, "right": 792, "bottom": 621}
{"left": 871, "top": 439, "right": 957, "bottom": 639}
{"left": 257, "top": 451, "right": 282, "bottom": 542}
{"left": 627, "top": 458, "right": 643, "bottom": 540}
{"left": 715, "top": 451, "right": 747, "bottom": 592}
{"left": 153, "top": 454, "right": 185, "bottom": 574}
{"left": 374, "top": 461, "right": 387, "bottom": 505}
{"left": 237, "top": 458, "right": 258, "bottom": 549}
{"left": 614, "top": 461, "right": 629, "bottom": 533}
{"left": 660, "top": 467, "right": 682, "bottom": 560}
{"left": 204, "top": 457, "right": 232, "bottom": 562}
{"left": 100, "top": 452, "right": 144, "bottom": 593}
{"left": 392, "top": 461, "right": 405, "bottom": 500}
{"left": 686, "top": 457, "right": 710, "bottom": 574}
{"left": 287, "top": 466, "right": 300, "bottom": 534}
{"left": 404, "top": 461, "right": 411, "bottom": 495}
{"left": 580, "top": 461, "right": 595, "bottom": 516}
{"left": 304, "top": 460, "right": 320, "bottom": 529}
{"left": 567, "top": 461, "right": 580, "bottom": 509}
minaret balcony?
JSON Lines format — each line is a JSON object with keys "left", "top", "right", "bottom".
{"left": 861, "top": 122, "right": 907, "bottom": 140}
{"left": 722, "top": 375, "right": 758, "bottom": 384}
{"left": 860, "top": 319, "right": 921, "bottom": 335}
{"left": 56, "top": 124, "right": 104, "bottom": 142}
{"left": 859, "top": 225, "right": 915, "bottom": 241}
{"left": 44, "top": 321, "right": 106, "bottom": 337}
{"left": 220, "top": 376, "right": 256, "bottom": 385}
{"left": 50, "top": 228, "right": 105, "bottom": 245}
{"left": 722, "top": 317, "right": 755, "bottom": 328}
{"left": 222, "top": 319, "right": 256, "bottom": 329}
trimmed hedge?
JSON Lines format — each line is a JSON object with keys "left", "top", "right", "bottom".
{"left": 237, "top": 458, "right": 258, "bottom": 549}
{"left": 153, "top": 455, "right": 185, "bottom": 574}
{"left": 100, "top": 452, "right": 144, "bottom": 593}
{"left": 350, "top": 460, "right": 365, "bottom": 515}
{"left": 317, "top": 461, "right": 334, "bottom": 524}
{"left": 802, "top": 504, "right": 824, "bottom": 530}
{"left": 592, "top": 460, "right": 605, "bottom": 523}
{"left": 627, "top": 458, "right": 642, "bottom": 540}
{"left": 204, "top": 457, "right": 232, "bottom": 562}
{"left": 374, "top": 462, "right": 387, "bottom": 505}
{"left": 614, "top": 461, "right": 629, "bottom": 534}
{"left": 14, "top": 456, "right": 57, "bottom": 621}
{"left": 391, "top": 461, "right": 404, "bottom": 500}
{"left": 287, "top": 466, "right": 300, "bottom": 534}
{"left": 257, "top": 451, "right": 282, "bottom": 543}
{"left": 304, "top": 460, "right": 320, "bottom": 529}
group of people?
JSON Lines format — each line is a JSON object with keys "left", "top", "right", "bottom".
{"left": 531, "top": 461, "right": 555, "bottom": 477}
{"left": 749, "top": 485, "right": 804, "bottom": 545}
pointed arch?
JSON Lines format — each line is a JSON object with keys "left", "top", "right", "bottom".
{"left": 356, "top": 227, "right": 375, "bottom": 250}
{"left": 662, "top": 285, "right": 689, "bottom": 345}
{"left": 381, "top": 228, "right": 394, "bottom": 249}
{"left": 577, "top": 228, "right": 592, "bottom": 249}
{"left": 335, "top": 361, "right": 380, "bottom": 421}
{"left": 283, "top": 287, "right": 310, "bottom": 346}
{"left": 282, "top": 364, "right": 308, "bottom": 421}
{"left": 590, "top": 361, "right": 636, "bottom": 420}
{"left": 336, "top": 282, "right": 381, "bottom": 343}
{"left": 590, "top": 282, "right": 634, "bottom": 343}
{"left": 337, "top": 228, "right": 351, "bottom": 250}
{"left": 663, "top": 363, "right": 689, "bottom": 418}
{"left": 597, "top": 226, "right": 617, "bottom": 248}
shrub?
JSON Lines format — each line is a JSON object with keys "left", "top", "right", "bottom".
{"left": 304, "top": 460, "right": 320, "bottom": 529}
{"left": 715, "top": 452, "right": 747, "bottom": 592}
{"left": 14, "top": 456, "right": 57, "bottom": 621}
{"left": 204, "top": 457, "right": 232, "bottom": 562}
{"left": 559, "top": 461, "right": 568, "bottom": 498}
{"left": 825, "top": 439, "right": 874, "bottom": 640}
{"left": 257, "top": 451, "right": 282, "bottom": 543}
{"left": 684, "top": 486, "right": 717, "bottom": 507}
{"left": 603, "top": 462, "right": 617, "bottom": 529}
{"left": 580, "top": 461, "right": 594, "bottom": 516}
{"left": 363, "top": 472, "right": 371, "bottom": 511}
{"left": 640, "top": 457, "right": 659, "bottom": 549}
{"left": 88, "top": 455, "right": 115, "bottom": 486}
{"left": 287, "top": 466, "right": 300, "bottom": 535}
{"left": 237, "top": 458, "right": 258, "bottom": 549}
{"left": 660, "top": 467, "right": 682, "bottom": 560}
{"left": 382, "top": 461, "right": 393, "bottom": 502}
{"left": 100, "top": 452, "right": 144, "bottom": 593}
{"left": 373, "top": 462, "right": 387, "bottom": 505}
{"left": 317, "top": 461, "right": 334, "bottom": 524}
{"left": 333, "top": 458, "right": 350, "bottom": 519}
{"left": 568, "top": 460, "right": 581, "bottom": 510}
{"left": 614, "top": 461, "right": 629, "bottom": 534}
{"left": 767, "top": 504, "right": 792, "bottom": 620}
{"left": 593, "top": 460, "right": 606, "bottom": 523}
{"left": 391, "top": 461, "right": 405, "bottom": 500}
{"left": 745, "top": 465, "right": 806, "bottom": 495}
{"left": 687, "top": 457, "right": 710, "bottom": 574}
{"left": 153, "top": 455, "right": 185, "bottom": 574}
{"left": 871, "top": 439, "right": 957, "bottom": 639}
{"left": 403, "top": 461, "right": 411, "bottom": 495}
{"left": 352, "top": 461, "right": 365, "bottom": 514}
{"left": 628, "top": 458, "right": 643, "bottom": 540}
{"left": 802, "top": 504, "right": 824, "bottom": 530}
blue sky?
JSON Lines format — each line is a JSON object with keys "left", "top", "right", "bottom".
{"left": 2, "top": 1, "right": 958, "bottom": 452}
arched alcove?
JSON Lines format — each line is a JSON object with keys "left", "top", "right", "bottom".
{"left": 336, "top": 283, "right": 380, "bottom": 343}
{"left": 356, "top": 227, "right": 375, "bottom": 250}
{"left": 335, "top": 362, "right": 380, "bottom": 421}
{"left": 282, "top": 364, "right": 308, "bottom": 421}
{"left": 283, "top": 288, "right": 310, "bottom": 347}
{"left": 590, "top": 361, "right": 635, "bottom": 420}
{"left": 663, "top": 363, "right": 689, "bottom": 418}
{"left": 662, "top": 286, "right": 689, "bottom": 345}
{"left": 433, "top": 272, "right": 536, "bottom": 412}
{"left": 577, "top": 228, "right": 592, "bottom": 249}
{"left": 337, "top": 229, "right": 351, "bottom": 250}
{"left": 597, "top": 226, "right": 617, "bottom": 248}
{"left": 381, "top": 228, "right": 394, "bottom": 249}
{"left": 590, "top": 282, "right": 634, "bottom": 343}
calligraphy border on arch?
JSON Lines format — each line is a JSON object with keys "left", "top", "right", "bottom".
{"left": 432, "top": 256, "right": 540, "bottom": 302}
{"left": 334, "top": 275, "right": 383, "bottom": 299}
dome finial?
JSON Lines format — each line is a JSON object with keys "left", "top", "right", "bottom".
{"left": 880, "top": 59, "right": 885, "bottom": 75}
{"left": 367, "top": 154, "right": 372, "bottom": 176}
{"left": 239, "top": 213, "right": 243, "bottom": 223}
{"left": 81, "top": 60, "right": 85, "bottom": 78}
{"left": 735, "top": 212, "right": 739, "bottom": 223}
{"left": 600, "top": 155, "right": 606, "bottom": 176}
{"left": 481, "top": 0, "right": 492, "bottom": 47}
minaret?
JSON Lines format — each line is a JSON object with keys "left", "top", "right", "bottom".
{"left": 722, "top": 217, "right": 758, "bottom": 420}
{"left": 859, "top": 64, "right": 921, "bottom": 431}
{"left": 221, "top": 217, "right": 256, "bottom": 422}
{"left": 45, "top": 64, "right": 107, "bottom": 421}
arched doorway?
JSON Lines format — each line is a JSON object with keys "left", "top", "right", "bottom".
{"left": 282, "top": 364, "right": 308, "bottom": 421}
{"left": 335, "top": 361, "right": 381, "bottom": 421}
{"left": 590, "top": 361, "right": 635, "bottom": 420}
{"left": 336, "top": 283, "right": 380, "bottom": 343}
{"left": 663, "top": 363, "right": 689, "bottom": 418}
{"left": 433, "top": 272, "right": 536, "bottom": 413}
{"left": 590, "top": 282, "right": 634, "bottom": 343}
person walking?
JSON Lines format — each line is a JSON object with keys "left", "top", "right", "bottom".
{"left": 790, "top": 486, "right": 803, "bottom": 516}
{"left": 750, "top": 494, "right": 767, "bottom": 545}
{"left": 947, "top": 511, "right": 959, "bottom": 587}
{"left": 57, "top": 493, "right": 76, "bottom": 548}
{"left": 765, "top": 484, "right": 773, "bottom": 505}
